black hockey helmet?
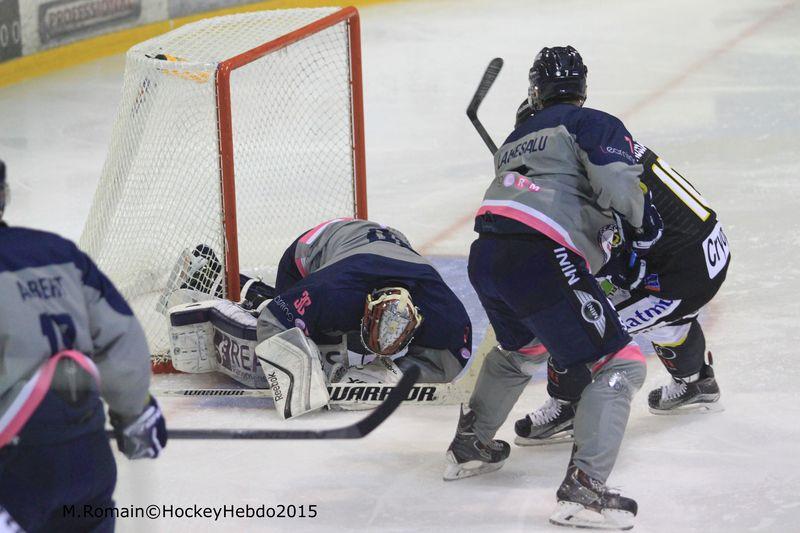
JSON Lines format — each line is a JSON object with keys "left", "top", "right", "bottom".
{"left": 528, "top": 46, "right": 588, "bottom": 110}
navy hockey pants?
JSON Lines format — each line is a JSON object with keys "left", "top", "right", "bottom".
{"left": 468, "top": 234, "right": 631, "bottom": 367}
{"left": 0, "top": 391, "right": 116, "bottom": 533}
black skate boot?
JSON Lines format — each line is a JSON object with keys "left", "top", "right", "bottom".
{"left": 514, "top": 397, "right": 576, "bottom": 446}
{"left": 550, "top": 465, "right": 637, "bottom": 530}
{"left": 443, "top": 405, "right": 510, "bottom": 481}
{"left": 648, "top": 356, "right": 722, "bottom": 415}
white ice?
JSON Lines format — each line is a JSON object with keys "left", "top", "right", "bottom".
{"left": 2, "top": 0, "right": 800, "bottom": 531}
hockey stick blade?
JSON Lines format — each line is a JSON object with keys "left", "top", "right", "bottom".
{"left": 107, "top": 366, "right": 420, "bottom": 440}
{"left": 466, "top": 57, "right": 503, "bottom": 154}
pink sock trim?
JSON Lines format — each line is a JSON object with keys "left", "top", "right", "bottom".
{"left": 591, "top": 343, "right": 645, "bottom": 373}
{"left": 518, "top": 343, "right": 548, "bottom": 356}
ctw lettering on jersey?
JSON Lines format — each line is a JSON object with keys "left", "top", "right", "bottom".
{"left": 17, "top": 276, "right": 64, "bottom": 301}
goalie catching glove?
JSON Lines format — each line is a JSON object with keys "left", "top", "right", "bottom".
{"left": 109, "top": 396, "right": 168, "bottom": 459}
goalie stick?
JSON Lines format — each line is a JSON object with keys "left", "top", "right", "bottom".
{"left": 108, "top": 366, "right": 420, "bottom": 440}
{"left": 155, "top": 327, "right": 496, "bottom": 407}
{"left": 466, "top": 57, "right": 503, "bottom": 154}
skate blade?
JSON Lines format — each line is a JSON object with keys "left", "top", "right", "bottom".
{"left": 514, "top": 432, "right": 574, "bottom": 447}
{"left": 549, "top": 501, "right": 634, "bottom": 530}
{"left": 649, "top": 400, "right": 724, "bottom": 416}
{"left": 443, "top": 451, "right": 504, "bottom": 481}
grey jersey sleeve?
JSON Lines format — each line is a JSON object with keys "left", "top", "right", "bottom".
{"left": 78, "top": 250, "right": 152, "bottom": 418}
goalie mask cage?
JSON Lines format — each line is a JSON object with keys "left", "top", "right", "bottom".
{"left": 79, "top": 7, "right": 367, "bottom": 370}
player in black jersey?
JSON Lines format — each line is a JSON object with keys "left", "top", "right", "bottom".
{"left": 512, "top": 118, "right": 731, "bottom": 444}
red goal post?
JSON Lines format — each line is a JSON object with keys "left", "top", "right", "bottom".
{"left": 217, "top": 6, "right": 368, "bottom": 302}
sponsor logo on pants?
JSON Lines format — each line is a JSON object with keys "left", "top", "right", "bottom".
{"left": 554, "top": 247, "right": 579, "bottom": 286}
{"left": 574, "top": 289, "right": 606, "bottom": 336}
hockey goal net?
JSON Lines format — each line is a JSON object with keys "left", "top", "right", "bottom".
{"left": 79, "top": 7, "right": 367, "bottom": 371}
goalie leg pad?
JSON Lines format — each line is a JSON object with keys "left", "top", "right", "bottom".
{"left": 169, "top": 300, "right": 267, "bottom": 388}
{"left": 168, "top": 300, "right": 218, "bottom": 374}
{"left": 256, "top": 328, "right": 329, "bottom": 420}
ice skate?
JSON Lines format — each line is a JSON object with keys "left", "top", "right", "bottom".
{"left": 514, "top": 397, "right": 576, "bottom": 446}
{"left": 648, "top": 362, "right": 722, "bottom": 415}
{"left": 549, "top": 465, "right": 637, "bottom": 530}
{"left": 443, "top": 405, "right": 510, "bottom": 481}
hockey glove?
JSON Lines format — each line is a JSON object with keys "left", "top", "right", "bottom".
{"left": 631, "top": 192, "right": 663, "bottom": 256}
{"left": 600, "top": 249, "right": 647, "bottom": 291}
{"left": 110, "top": 395, "right": 167, "bottom": 459}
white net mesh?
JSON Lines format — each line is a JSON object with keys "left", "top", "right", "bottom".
{"left": 79, "top": 8, "right": 361, "bottom": 364}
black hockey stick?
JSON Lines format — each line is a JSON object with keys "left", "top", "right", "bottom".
{"left": 108, "top": 366, "right": 420, "bottom": 440}
{"left": 466, "top": 57, "right": 503, "bottom": 154}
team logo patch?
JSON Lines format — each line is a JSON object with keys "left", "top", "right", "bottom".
{"left": 574, "top": 290, "right": 606, "bottom": 337}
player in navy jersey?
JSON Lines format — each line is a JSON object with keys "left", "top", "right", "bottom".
{"left": 0, "top": 160, "right": 167, "bottom": 532}
{"left": 443, "top": 46, "right": 668, "bottom": 529}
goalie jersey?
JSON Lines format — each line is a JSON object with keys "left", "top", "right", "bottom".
{"left": 0, "top": 223, "right": 151, "bottom": 443}
{"left": 259, "top": 219, "right": 473, "bottom": 370}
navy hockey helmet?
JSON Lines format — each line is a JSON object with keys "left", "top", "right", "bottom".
{"left": 528, "top": 46, "right": 588, "bottom": 110}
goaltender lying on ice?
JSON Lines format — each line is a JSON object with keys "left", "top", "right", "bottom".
{"left": 161, "top": 219, "right": 483, "bottom": 418}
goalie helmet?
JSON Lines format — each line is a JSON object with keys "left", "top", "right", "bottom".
{"left": 528, "top": 46, "right": 587, "bottom": 110}
{"left": 360, "top": 287, "right": 423, "bottom": 356}
{"left": 0, "top": 159, "right": 6, "bottom": 220}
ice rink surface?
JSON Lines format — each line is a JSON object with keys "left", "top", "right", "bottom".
{"left": 2, "top": 0, "right": 800, "bottom": 531}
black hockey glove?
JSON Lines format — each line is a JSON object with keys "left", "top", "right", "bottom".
{"left": 600, "top": 249, "right": 647, "bottom": 291}
{"left": 631, "top": 191, "right": 663, "bottom": 256}
{"left": 110, "top": 395, "right": 168, "bottom": 459}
